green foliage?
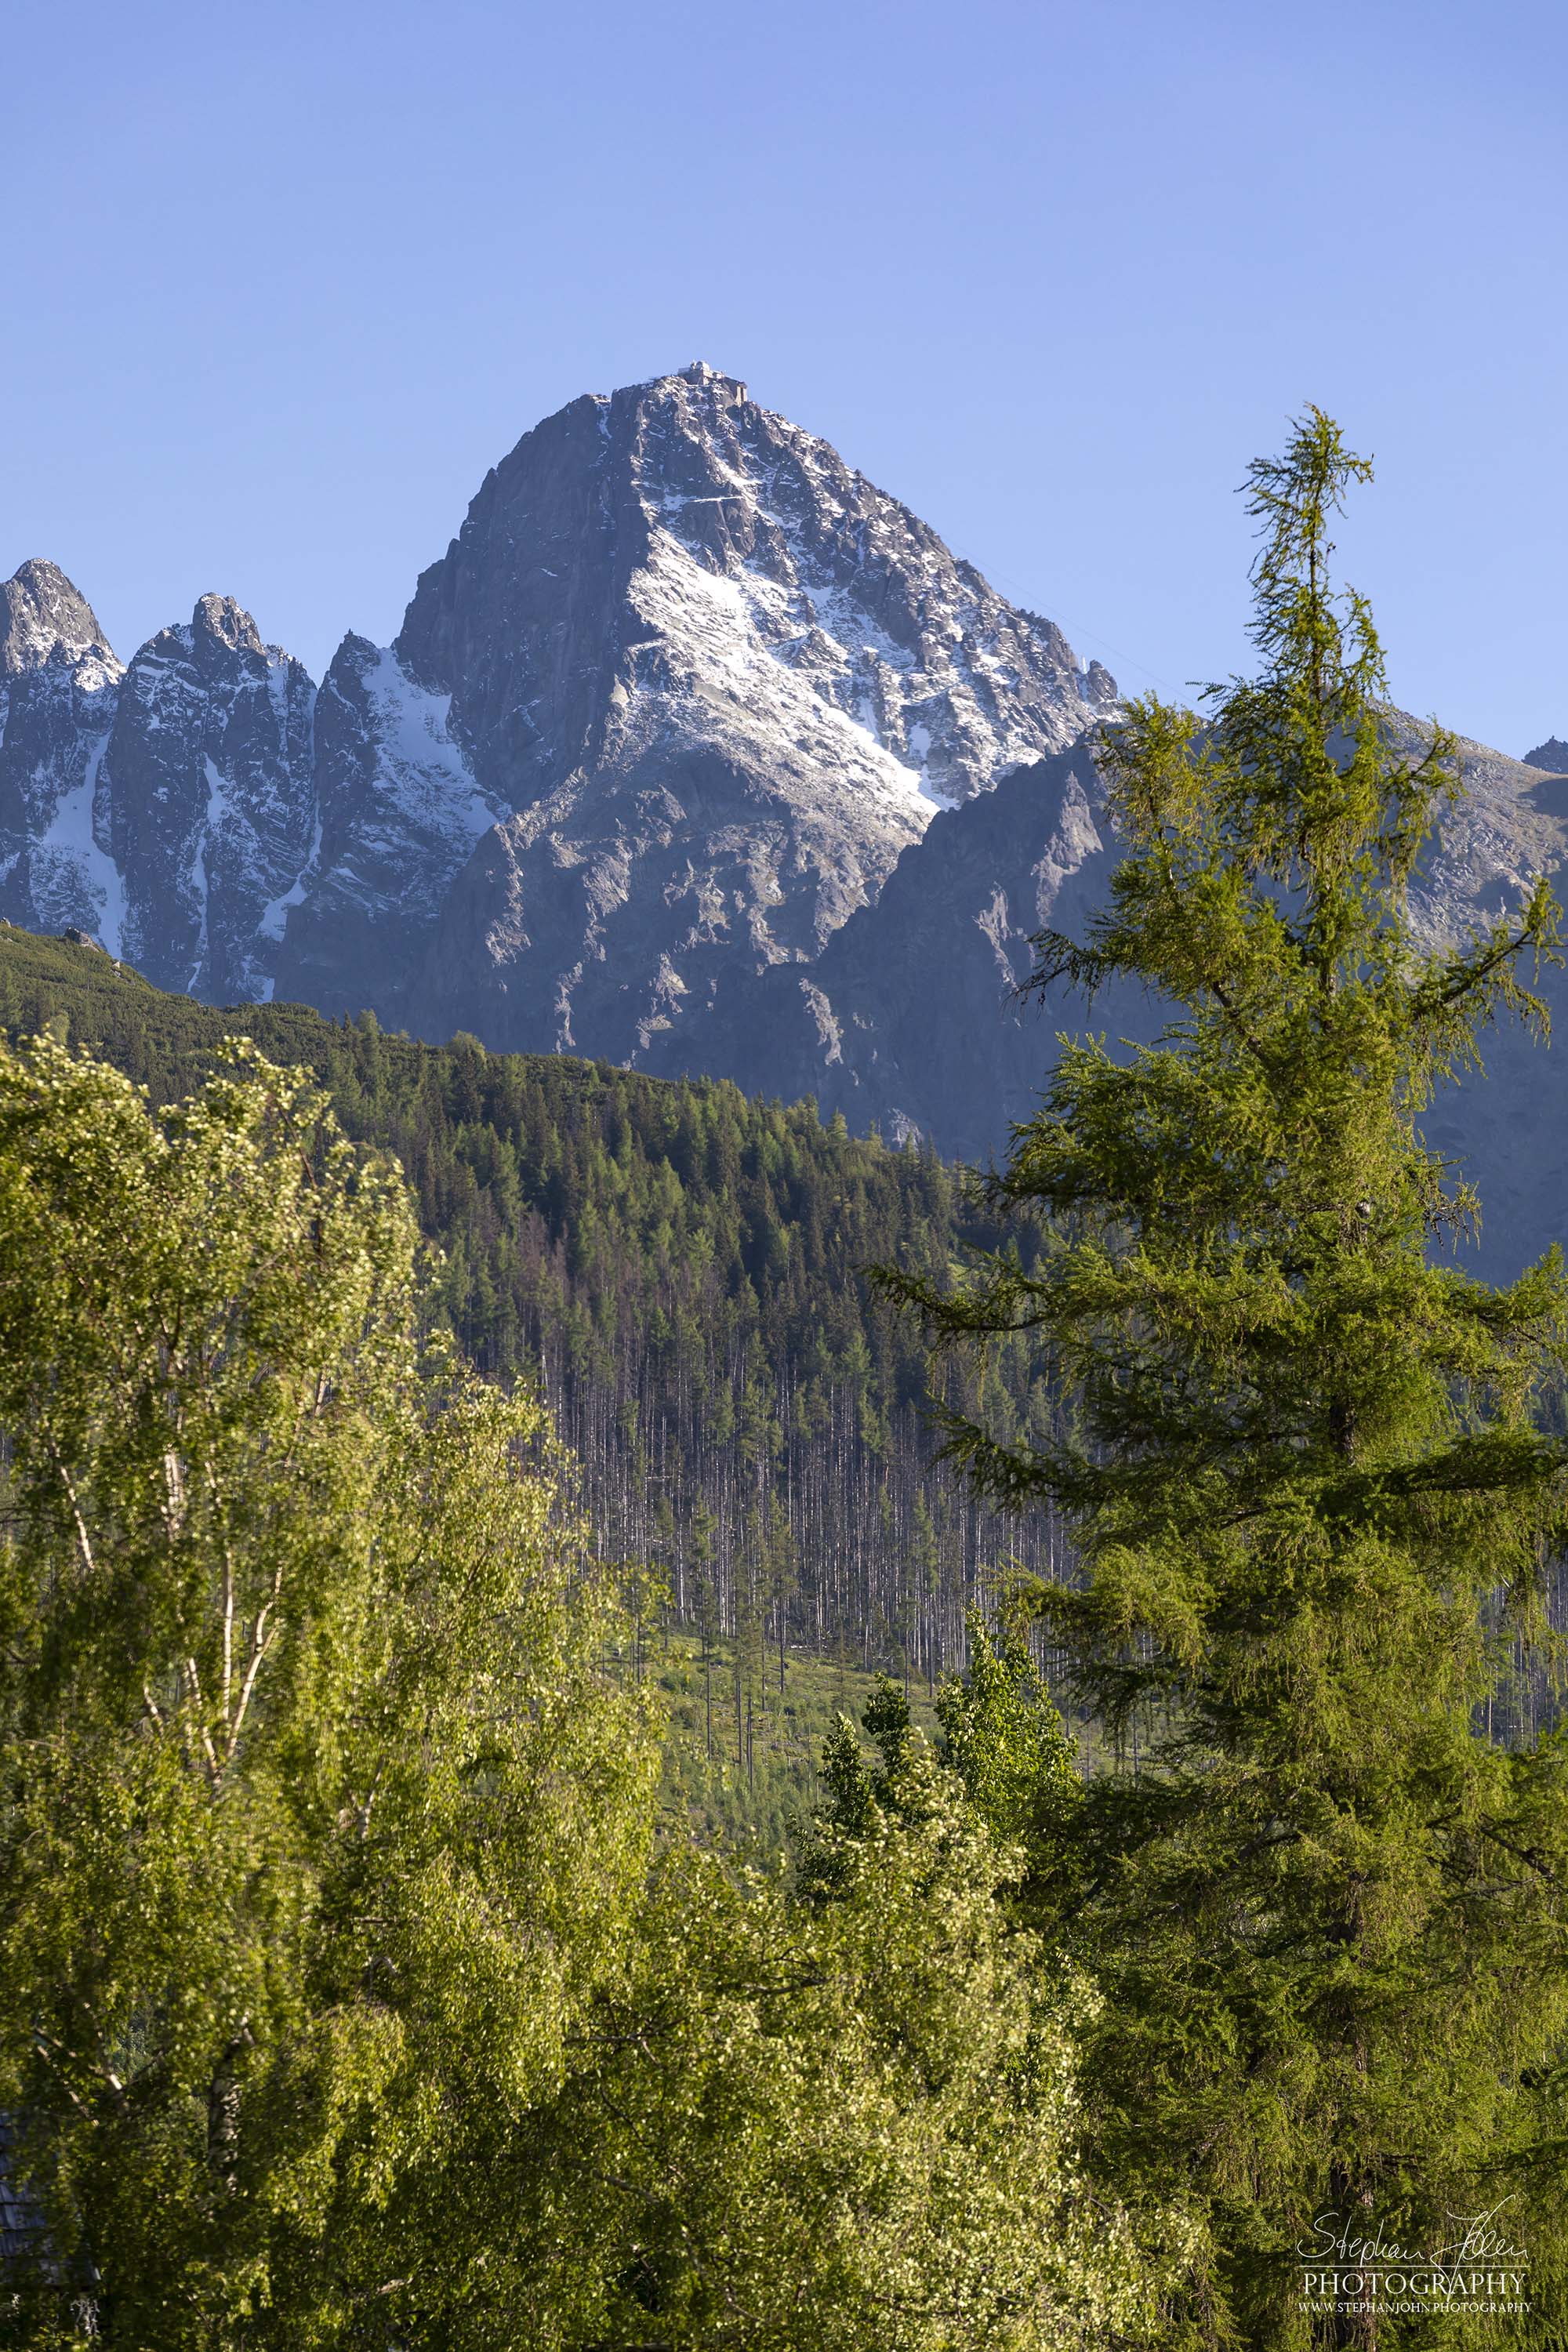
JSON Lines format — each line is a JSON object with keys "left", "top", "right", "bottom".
{"left": 887, "top": 415, "right": 1568, "bottom": 2344}
{"left": 0, "top": 1036, "right": 657, "bottom": 2345}
{"left": 938, "top": 1615, "right": 1081, "bottom": 1864}
{"left": 652, "top": 1635, "right": 940, "bottom": 1853}
{"left": 0, "top": 1032, "right": 1161, "bottom": 2350}
{"left": 514, "top": 1696, "right": 1168, "bottom": 2350}
{"left": 0, "top": 927, "right": 1062, "bottom": 1675}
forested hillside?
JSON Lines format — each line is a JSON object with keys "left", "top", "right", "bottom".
{"left": 0, "top": 924, "right": 1061, "bottom": 1683}
{"left": 0, "top": 1029, "right": 1143, "bottom": 2347}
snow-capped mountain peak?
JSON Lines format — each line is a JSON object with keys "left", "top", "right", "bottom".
{"left": 4, "top": 373, "right": 1117, "bottom": 1061}
{"left": 366, "top": 366, "right": 1116, "bottom": 1058}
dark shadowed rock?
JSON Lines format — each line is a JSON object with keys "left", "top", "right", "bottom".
{"left": 661, "top": 723, "right": 1568, "bottom": 1280}
{"left": 271, "top": 632, "right": 504, "bottom": 1020}
{"left": 648, "top": 744, "right": 1147, "bottom": 1146}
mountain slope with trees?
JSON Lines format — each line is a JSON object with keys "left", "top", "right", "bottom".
{"left": 0, "top": 924, "right": 1062, "bottom": 1686}
{"left": 0, "top": 1031, "right": 1155, "bottom": 2347}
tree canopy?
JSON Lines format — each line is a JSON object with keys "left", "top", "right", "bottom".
{"left": 0, "top": 926, "right": 1066, "bottom": 1696}
{"left": 0, "top": 1036, "right": 657, "bottom": 2343}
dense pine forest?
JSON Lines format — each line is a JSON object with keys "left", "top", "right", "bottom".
{"left": 0, "top": 924, "right": 1064, "bottom": 1687}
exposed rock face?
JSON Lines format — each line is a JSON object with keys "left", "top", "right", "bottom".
{"left": 1524, "top": 738, "right": 1568, "bottom": 775}
{"left": 103, "top": 596, "right": 316, "bottom": 998}
{"left": 0, "top": 572, "right": 315, "bottom": 993}
{"left": 289, "top": 362, "right": 1115, "bottom": 1055}
{"left": 5, "top": 372, "right": 1112, "bottom": 1043}
{"left": 0, "top": 562, "right": 125, "bottom": 947}
{"left": 655, "top": 744, "right": 1136, "bottom": 1146}
{"left": 271, "top": 633, "right": 506, "bottom": 1018}
{"left": 0, "top": 557, "right": 113, "bottom": 678}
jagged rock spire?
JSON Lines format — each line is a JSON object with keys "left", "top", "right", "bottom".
{"left": 0, "top": 558, "right": 118, "bottom": 677}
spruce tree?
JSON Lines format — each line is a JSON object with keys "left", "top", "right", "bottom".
{"left": 887, "top": 412, "right": 1568, "bottom": 2347}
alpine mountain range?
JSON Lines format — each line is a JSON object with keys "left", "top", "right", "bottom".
{"left": 2, "top": 362, "right": 1563, "bottom": 1275}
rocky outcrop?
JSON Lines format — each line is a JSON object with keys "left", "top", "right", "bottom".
{"left": 0, "top": 557, "right": 114, "bottom": 678}
{"left": 0, "top": 562, "right": 125, "bottom": 947}
{"left": 667, "top": 727, "right": 1568, "bottom": 1278}
{"left": 0, "top": 568, "right": 316, "bottom": 996}
{"left": 270, "top": 632, "right": 505, "bottom": 1019}
{"left": 103, "top": 595, "right": 316, "bottom": 998}
{"left": 653, "top": 744, "right": 1144, "bottom": 1145}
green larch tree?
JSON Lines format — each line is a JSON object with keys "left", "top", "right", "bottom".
{"left": 887, "top": 412, "right": 1568, "bottom": 2347}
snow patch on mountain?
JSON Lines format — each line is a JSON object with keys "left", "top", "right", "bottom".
{"left": 627, "top": 526, "right": 940, "bottom": 834}
{"left": 361, "top": 648, "right": 503, "bottom": 860}
{"left": 632, "top": 366, "right": 1118, "bottom": 815}
{"left": 314, "top": 647, "right": 504, "bottom": 920}
{"left": 30, "top": 733, "right": 127, "bottom": 953}
{"left": 258, "top": 811, "right": 324, "bottom": 953}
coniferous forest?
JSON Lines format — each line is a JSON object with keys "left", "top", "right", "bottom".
{"left": 0, "top": 924, "right": 1069, "bottom": 1685}
{"left": 3, "top": 419, "right": 1567, "bottom": 2348}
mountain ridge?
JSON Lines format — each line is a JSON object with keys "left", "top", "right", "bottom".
{"left": 2, "top": 365, "right": 1114, "bottom": 1049}
{"left": 3, "top": 368, "right": 1565, "bottom": 1272}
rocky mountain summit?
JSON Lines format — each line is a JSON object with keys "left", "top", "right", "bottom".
{"left": 1, "top": 366, "right": 1112, "bottom": 1054}
{"left": 2, "top": 375, "right": 1565, "bottom": 1272}
{"left": 318, "top": 362, "right": 1116, "bottom": 1059}
{"left": 0, "top": 557, "right": 114, "bottom": 678}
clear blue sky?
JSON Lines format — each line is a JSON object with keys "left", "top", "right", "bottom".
{"left": 4, "top": 0, "right": 1563, "bottom": 756}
